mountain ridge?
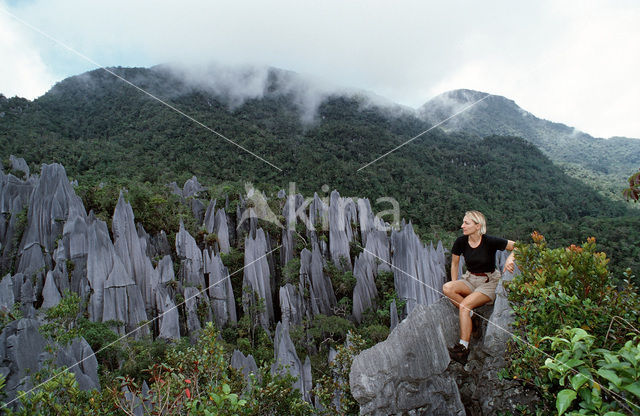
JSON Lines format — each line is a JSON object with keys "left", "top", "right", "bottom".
{"left": 419, "top": 88, "right": 640, "bottom": 203}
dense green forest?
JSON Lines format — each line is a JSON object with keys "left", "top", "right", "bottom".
{"left": 1, "top": 66, "right": 638, "bottom": 278}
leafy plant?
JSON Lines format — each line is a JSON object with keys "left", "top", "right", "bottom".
{"left": 505, "top": 232, "right": 640, "bottom": 413}
{"left": 623, "top": 169, "right": 640, "bottom": 202}
{"left": 542, "top": 328, "right": 640, "bottom": 415}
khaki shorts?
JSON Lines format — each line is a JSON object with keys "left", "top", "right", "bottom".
{"left": 460, "top": 270, "right": 502, "bottom": 304}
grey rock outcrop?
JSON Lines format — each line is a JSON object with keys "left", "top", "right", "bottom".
{"left": 271, "top": 321, "right": 312, "bottom": 402}
{"left": 350, "top": 264, "right": 531, "bottom": 415}
{"left": 15, "top": 164, "right": 85, "bottom": 300}
{"left": 182, "top": 176, "right": 206, "bottom": 199}
{"left": 470, "top": 269, "right": 538, "bottom": 414}
{"left": 279, "top": 283, "right": 306, "bottom": 327}
{"left": 184, "top": 286, "right": 212, "bottom": 335}
{"left": 390, "top": 299, "right": 399, "bottom": 331}
{"left": 9, "top": 156, "right": 29, "bottom": 177}
{"left": 231, "top": 349, "right": 259, "bottom": 386}
{"left": 242, "top": 228, "right": 274, "bottom": 329}
{"left": 79, "top": 213, "right": 148, "bottom": 335}
{"left": 155, "top": 256, "right": 174, "bottom": 286}
{"left": 391, "top": 223, "right": 446, "bottom": 314}
{"left": 329, "top": 191, "right": 355, "bottom": 270}
{"left": 0, "top": 170, "right": 36, "bottom": 272}
{"left": 176, "top": 221, "right": 205, "bottom": 288}
{"left": 17, "top": 164, "right": 85, "bottom": 269}
{"left": 0, "top": 273, "right": 15, "bottom": 312}
{"left": 299, "top": 243, "right": 336, "bottom": 316}
{"left": 113, "top": 193, "right": 159, "bottom": 311}
{"left": 203, "top": 202, "right": 230, "bottom": 255}
{"left": 214, "top": 208, "right": 231, "bottom": 254}
{"left": 350, "top": 299, "right": 464, "bottom": 415}
{"left": 352, "top": 252, "right": 378, "bottom": 323}
{"left": 352, "top": 230, "right": 389, "bottom": 323}
{"left": 41, "top": 271, "right": 62, "bottom": 309}
{"left": 203, "top": 249, "right": 236, "bottom": 328}
{"left": 54, "top": 337, "right": 100, "bottom": 391}
{"left": 308, "top": 192, "right": 329, "bottom": 239}
{"left": 190, "top": 198, "right": 206, "bottom": 224}
{"left": 0, "top": 319, "right": 100, "bottom": 406}
{"left": 155, "top": 287, "right": 181, "bottom": 340}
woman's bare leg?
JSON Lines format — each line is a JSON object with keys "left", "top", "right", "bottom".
{"left": 458, "top": 292, "right": 491, "bottom": 342}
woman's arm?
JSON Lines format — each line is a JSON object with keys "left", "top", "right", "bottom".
{"left": 451, "top": 254, "right": 460, "bottom": 281}
{"left": 503, "top": 239, "right": 516, "bottom": 273}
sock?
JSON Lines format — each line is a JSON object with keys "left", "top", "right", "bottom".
{"left": 459, "top": 339, "right": 469, "bottom": 348}
{"left": 469, "top": 310, "right": 474, "bottom": 318}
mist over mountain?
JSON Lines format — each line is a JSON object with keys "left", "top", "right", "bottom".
{"left": 419, "top": 89, "right": 640, "bottom": 202}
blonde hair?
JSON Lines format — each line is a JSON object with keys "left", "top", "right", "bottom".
{"left": 465, "top": 210, "right": 487, "bottom": 235}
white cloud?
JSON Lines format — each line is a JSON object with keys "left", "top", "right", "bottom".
{"left": 0, "top": 9, "right": 56, "bottom": 99}
{"left": 427, "top": 0, "right": 640, "bottom": 138}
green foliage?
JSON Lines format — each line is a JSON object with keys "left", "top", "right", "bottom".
{"left": 4, "top": 370, "right": 116, "bottom": 415}
{"left": 0, "top": 303, "right": 23, "bottom": 332}
{"left": 316, "top": 331, "right": 367, "bottom": 415}
{"left": 117, "top": 337, "right": 173, "bottom": 383}
{"left": 357, "top": 270, "right": 405, "bottom": 341}
{"left": 75, "top": 318, "right": 122, "bottom": 373}
{"left": 243, "top": 369, "right": 314, "bottom": 415}
{"left": 115, "top": 323, "right": 312, "bottom": 415}
{"left": 516, "top": 216, "right": 640, "bottom": 285}
{"left": 542, "top": 328, "right": 640, "bottom": 415}
{"left": 505, "top": 232, "right": 640, "bottom": 414}
{"left": 39, "top": 291, "right": 83, "bottom": 345}
{"left": 308, "top": 314, "right": 354, "bottom": 348}
{"left": 324, "top": 259, "right": 357, "bottom": 300}
{"left": 115, "top": 323, "right": 248, "bottom": 414}
{"left": 282, "top": 258, "right": 301, "bottom": 286}
{"left": 236, "top": 288, "right": 273, "bottom": 364}
{"left": 76, "top": 180, "right": 198, "bottom": 241}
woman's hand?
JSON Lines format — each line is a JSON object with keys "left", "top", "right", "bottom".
{"left": 503, "top": 255, "right": 515, "bottom": 273}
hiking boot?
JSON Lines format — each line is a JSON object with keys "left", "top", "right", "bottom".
{"left": 448, "top": 343, "right": 470, "bottom": 364}
{"left": 471, "top": 313, "right": 483, "bottom": 339}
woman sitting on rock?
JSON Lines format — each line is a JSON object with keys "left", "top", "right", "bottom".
{"left": 442, "top": 210, "right": 515, "bottom": 364}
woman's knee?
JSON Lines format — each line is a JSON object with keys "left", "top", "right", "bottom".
{"left": 442, "top": 281, "right": 454, "bottom": 295}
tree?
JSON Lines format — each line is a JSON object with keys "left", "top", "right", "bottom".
{"left": 623, "top": 169, "right": 640, "bottom": 202}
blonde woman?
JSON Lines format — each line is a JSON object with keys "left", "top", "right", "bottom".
{"left": 442, "top": 210, "right": 516, "bottom": 364}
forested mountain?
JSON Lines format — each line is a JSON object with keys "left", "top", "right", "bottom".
{"left": 419, "top": 89, "right": 640, "bottom": 202}
{"left": 0, "top": 65, "right": 637, "bottom": 272}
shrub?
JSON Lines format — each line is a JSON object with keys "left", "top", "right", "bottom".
{"left": 308, "top": 314, "right": 354, "bottom": 349}
{"left": 282, "top": 258, "right": 301, "bottom": 286}
{"left": 114, "top": 323, "right": 313, "bottom": 415}
{"left": 324, "top": 260, "right": 356, "bottom": 300}
{"left": 505, "top": 232, "right": 640, "bottom": 414}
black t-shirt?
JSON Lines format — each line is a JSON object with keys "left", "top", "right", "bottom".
{"left": 451, "top": 234, "right": 508, "bottom": 273}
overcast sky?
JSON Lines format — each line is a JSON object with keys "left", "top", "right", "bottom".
{"left": 1, "top": 0, "right": 639, "bottom": 139}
